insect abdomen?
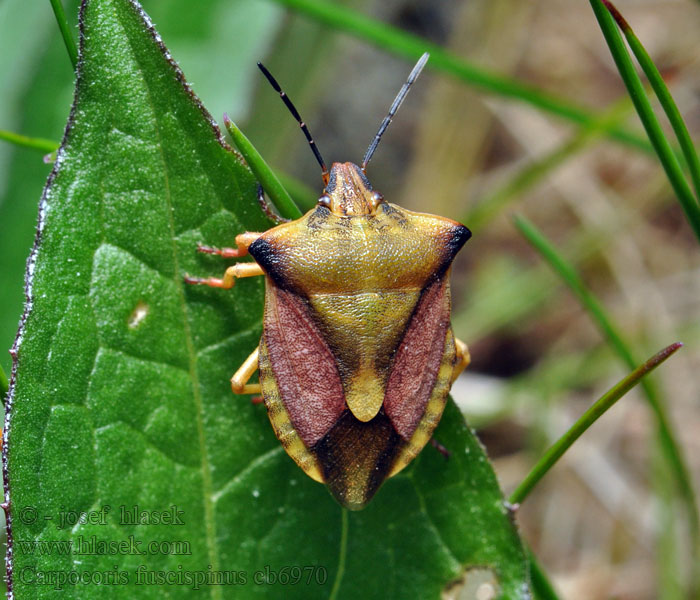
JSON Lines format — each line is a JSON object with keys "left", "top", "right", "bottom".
{"left": 258, "top": 273, "right": 457, "bottom": 509}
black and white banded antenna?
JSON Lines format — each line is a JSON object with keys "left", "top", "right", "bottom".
{"left": 361, "top": 52, "right": 430, "bottom": 173}
{"left": 257, "top": 62, "right": 330, "bottom": 185}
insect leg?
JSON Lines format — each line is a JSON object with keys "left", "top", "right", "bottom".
{"left": 196, "top": 231, "right": 262, "bottom": 258}
{"left": 185, "top": 262, "right": 264, "bottom": 289}
{"left": 231, "top": 346, "right": 261, "bottom": 395}
{"left": 451, "top": 338, "right": 471, "bottom": 384}
{"left": 256, "top": 183, "right": 291, "bottom": 224}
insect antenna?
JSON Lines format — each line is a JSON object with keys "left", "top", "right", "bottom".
{"left": 257, "top": 62, "right": 330, "bottom": 185}
{"left": 361, "top": 52, "right": 429, "bottom": 173}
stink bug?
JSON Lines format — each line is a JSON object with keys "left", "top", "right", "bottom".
{"left": 187, "top": 53, "right": 471, "bottom": 510}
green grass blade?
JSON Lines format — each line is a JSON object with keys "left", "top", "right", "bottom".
{"left": 509, "top": 342, "right": 682, "bottom": 505}
{"left": 269, "top": 0, "right": 653, "bottom": 154}
{"left": 514, "top": 214, "right": 700, "bottom": 593}
{"left": 0, "top": 124, "right": 317, "bottom": 215}
{"left": 49, "top": 0, "right": 78, "bottom": 69}
{"left": 223, "top": 114, "right": 303, "bottom": 220}
{"left": 654, "top": 436, "right": 686, "bottom": 600}
{"left": 590, "top": 0, "right": 700, "bottom": 243}
{"left": 513, "top": 216, "right": 633, "bottom": 364}
{"left": 276, "top": 171, "right": 318, "bottom": 212}
{"left": 602, "top": 0, "right": 700, "bottom": 203}
{"left": 0, "top": 129, "right": 60, "bottom": 154}
{"left": 528, "top": 549, "right": 562, "bottom": 600}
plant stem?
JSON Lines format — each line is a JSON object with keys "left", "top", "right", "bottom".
{"left": 49, "top": 0, "right": 79, "bottom": 70}
{"left": 509, "top": 342, "right": 682, "bottom": 505}
{"left": 514, "top": 214, "right": 700, "bottom": 593}
{"left": 0, "top": 130, "right": 59, "bottom": 154}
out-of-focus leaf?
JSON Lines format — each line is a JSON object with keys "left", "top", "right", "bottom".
{"left": 0, "top": 0, "right": 281, "bottom": 377}
{"left": 0, "top": 0, "right": 80, "bottom": 379}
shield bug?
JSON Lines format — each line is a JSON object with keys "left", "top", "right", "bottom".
{"left": 186, "top": 53, "right": 471, "bottom": 510}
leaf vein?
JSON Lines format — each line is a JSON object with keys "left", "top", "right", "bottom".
{"left": 211, "top": 446, "right": 283, "bottom": 504}
{"left": 408, "top": 473, "right": 462, "bottom": 573}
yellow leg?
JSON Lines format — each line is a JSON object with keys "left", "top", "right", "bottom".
{"left": 451, "top": 338, "right": 471, "bottom": 384}
{"left": 231, "top": 347, "right": 261, "bottom": 395}
{"left": 185, "top": 262, "right": 264, "bottom": 289}
{"left": 197, "top": 232, "right": 262, "bottom": 258}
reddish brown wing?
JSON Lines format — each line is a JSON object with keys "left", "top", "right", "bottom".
{"left": 383, "top": 276, "right": 452, "bottom": 440}
{"left": 263, "top": 284, "right": 346, "bottom": 447}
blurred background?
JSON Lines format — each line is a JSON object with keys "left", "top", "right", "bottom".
{"left": 1, "top": 0, "right": 699, "bottom": 598}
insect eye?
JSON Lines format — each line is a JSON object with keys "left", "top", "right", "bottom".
{"left": 318, "top": 194, "right": 332, "bottom": 208}
{"left": 369, "top": 191, "right": 384, "bottom": 209}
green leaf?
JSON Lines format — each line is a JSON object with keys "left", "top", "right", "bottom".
{"left": 223, "top": 116, "right": 302, "bottom": 221}
{"left": 5, "top": 0, "right": 529, "bottom": 598}
{"left": 0, "top": 0, "right": 281, "bottom": 379}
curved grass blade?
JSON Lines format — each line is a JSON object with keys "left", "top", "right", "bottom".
{"left": 49, "top": 0, "right": 79, "bottom": 69}
{"left": 269, "top": 0, "right": 652, "bottom": 154}
{"left": 276, "top": 171, "right": 317, "bottom": 212}
{"left": 509, "top": 342, "right": 683, "bottom": 505}
{"left": 589, "top": 0, "right": 700, "bottom": 243}
{"left": 223, "top": 114, "right": 303, "bottom": 220}
{"left": 602, "top": 0, "right": 700, "bottom": 203}
{"left": 514, "top": 214, "right": 700, "bottom": 594}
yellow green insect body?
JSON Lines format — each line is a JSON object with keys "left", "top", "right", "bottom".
{"left": 187, "top": 54, "right": 471, "bottom": 509}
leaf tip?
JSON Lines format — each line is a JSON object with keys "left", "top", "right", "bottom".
{"left": 222, "top": 113, "right": 240, "bottom": 137}
{"left": 665, "top": 341, "right": 683, "bottom": 354}
{"left": 647, "top": 341, "right": 683, "bottom": 369}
